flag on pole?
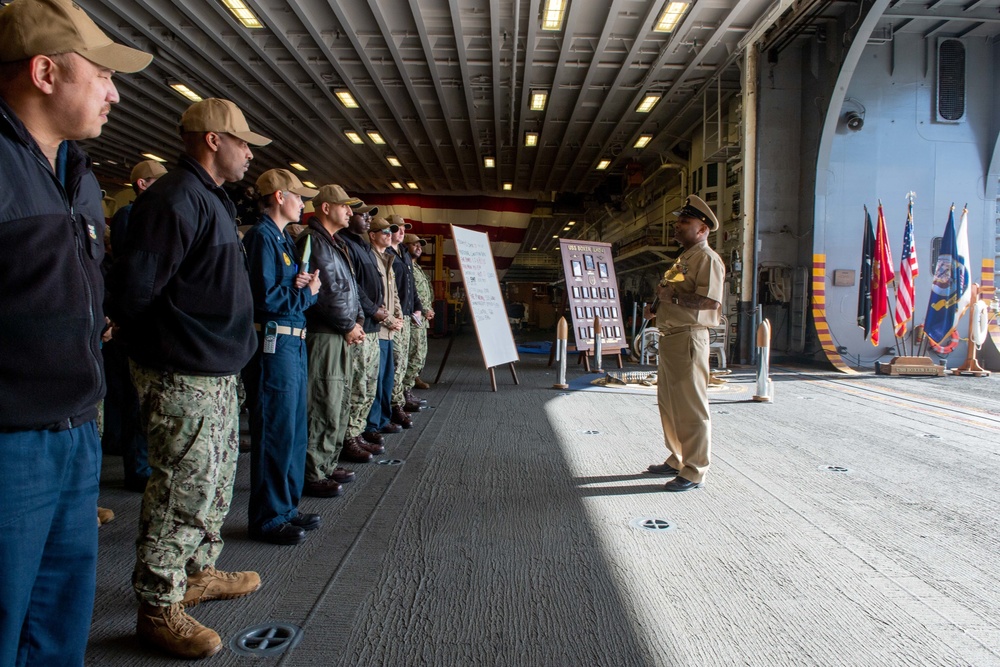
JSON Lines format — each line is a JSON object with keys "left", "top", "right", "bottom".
{"left": 893, "top": 197, "right": 919, "bottom": 337}
{"left": 923, "top": 204, "right": 972, "bottom": 346}
{"left": 857, "top": 206, "right": 875, "bottom": 339}
{"left": 870, "top": 202, "right": 895, "bottom": 346}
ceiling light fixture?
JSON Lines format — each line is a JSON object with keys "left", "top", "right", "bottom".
{"left": 654, "top": 1, "right": 689, "bottom": 33}
{"left": 221, "top": 0, "right": 263, "bottom": 28}
{"left": 484, "top": 157, "right": 496, "bottom": 168}
{"left": 367, "top": 131, "right": 386, "bottom": 145}
{"left": 406, "top": 182, "right": 419, "bottom": 190}
{"left": 596, "top": 159, "right": 611, "bottom": 170}
{"left": 141, "top": 153, "right": 166, "bottom": 163}
{"left": 335, "top": 90, "right": 359, "bottom": 109}
{"left": 552, "top": 235, "right": 559, "bottom": 239}
{"left": 387, "top": 156, "right": 402, "bottom": 167}
{"left": 524, "top": 132, "right": 539, "bottom": 147}
{"left": 563, "top": 226, "right": 570, "bottom": 231}
{"left": 530, "top": 91, "right": 548, "bottom": 111}
{"left": 169, "top": 83, "right": 202, "bottom": 102}
{"left": 390, "top": 181, "right": 403, "bottom": 189}
{"left": 345, "top": 131, "right": 363, "bottom": 144}
{"left": 503, "top": 182, "right": 513, "bottom": 191}
{"left": 302, "top": 181, "right": 317, "bottom": 188}
{"left": 541, "top": 0, "right": 566, "bottom": 30}
{"left": 568, "top": 220, "right": 576, "bottom": 226}
{"left": 636, "top": 95, "right": 661, "bottom": 113}
{"left": 634, "top": 134, "right": 653, "bottom": 148}
{"left": 289, "top": 162, "right": 307, "bottom": 172}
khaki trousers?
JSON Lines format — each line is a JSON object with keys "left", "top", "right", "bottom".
{"left": 656, "top": 328, "right": 711, "bottom": 483}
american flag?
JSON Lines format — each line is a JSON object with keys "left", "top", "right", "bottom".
{"left": 893, "top": 198, "right": 919, "bottom": 337}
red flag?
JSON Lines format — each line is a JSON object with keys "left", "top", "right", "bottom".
{"left": 893, "top": 197, "right": 919, "bottom": 337}
{"left": 870, "top": 202, "right": 895, "bottom": 346}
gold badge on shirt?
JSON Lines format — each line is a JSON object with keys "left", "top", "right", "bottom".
{"left": 660, "top": 261, "right": 688, "bottom": 286}
{"left": 283, "top": 252, "right": 291, "bottom": 266}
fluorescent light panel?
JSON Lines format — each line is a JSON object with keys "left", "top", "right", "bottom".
{"left": 530, "top": 91, "right": 548, "bottom": 111}
{"left": 634, "top": 134, "right": 653, "bottom": 148}
{"left": 654, "top": 2, "right": 689, "bottom": 33}
{"left": 169, "top": 83, "right": 202, "bottom": 102}
{"left": 221, "top": 0, "right": 263, "bottom": 29}
{"left": 367, "top": 131, "right": 386, "bottom": 145}
{"left": 390, "top": 181, "right": 403, "bottom": 189}
{"left": 141, "top": 153, "right": 166, "bottom": 163}
{"left": 503, "top": 182, "right": 513, "bottom": 191}
{"left": 524, "top": 132, "right": 539, "bottom": 147}
{"left": 289, "top": 162, "right": 307, "bottom": 172}
{"left": 596, "top": 159, "right": 611, "bottom": 170}
{"left": 484, "top": 157, "right": 496, "bottom": 168}
{"left": 541, "top": 0, "right": 566, "bottom": 30}
{"left": 335, "top": 90, "right": 359, "bottom": 108}
{"left": 302, "top": 181, "right": 317, "bottom": 188}
{"left": 636, "top": 95, "right": 660, "bottom": 113}
{"left": 387, "top": 156, "right": 402, "bottom": 167}
{"left": 406, "top": 182, "right": 419, "bottom": 190}
{"left": 345, "top": 131, "right": 363, "bottom": 144}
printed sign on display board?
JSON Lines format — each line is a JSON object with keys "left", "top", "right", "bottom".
{"left": 558, "top": 240, "right": 625, "bottom": 352}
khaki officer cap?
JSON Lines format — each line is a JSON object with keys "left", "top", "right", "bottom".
{"left": 314, "top": 184, "right": 361, "bottom": 207}
{"left": 369, "top": 217, "right": 399, "bottom": 233}
{"left": 402, "top": 233, "right": 425, "bottom": 245}
{"left": 180, "top": 98, "right": 271, "bottom": 146}
{"left": 0, "top": 0, "right": 152, "bottom": 72}
{"left": 387, "top": 214, "right": 411, "bottom": 230}
{"left": 256, "top": 169, "right": 319, "bottom": 198}
{"left": 129, "top": 160, "right": 167, "bottom": 183}
{"left": 674, "top": 194, "right": 719, "bottom": 231}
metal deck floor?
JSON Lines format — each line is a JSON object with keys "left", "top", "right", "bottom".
{"left": 88, "top": 336, "right": 1000, "bottom": 666}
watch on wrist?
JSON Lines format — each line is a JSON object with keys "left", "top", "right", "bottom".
{"left": 671, "top": 296, "right": 680, "bottom": 305}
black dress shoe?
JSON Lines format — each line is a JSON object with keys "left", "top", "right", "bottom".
{"left": 331, "top": 467, "right": 355, "bottom": 484}
{"left": 663, "top": 477, "right": 703, "bottom": 492}
{"left": 380, "top": 423, "right": 402, "bottom": 434}
{"left": 646, "top": 463, "right": 680, "bottom": 476}
{"left": 251, "top": 523, "right": 307, "bottom": 545}
{"left": 290, "top": 513, "right": 321, "bottom": 531}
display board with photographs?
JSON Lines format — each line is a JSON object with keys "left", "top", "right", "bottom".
{"left": 559, "top": 240, "right": 625, "bottom": 353}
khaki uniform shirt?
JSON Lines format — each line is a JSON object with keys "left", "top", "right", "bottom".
{"left": 656, "top": 239, "right": 724, "bottom": 331}
{"left": 374, "top": 247, "right": 403, "bottom": 340}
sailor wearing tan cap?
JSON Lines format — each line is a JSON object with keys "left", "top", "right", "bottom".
{"left": 366, "top": 217, "right": 405, "bottom": 434}
{"left": 403, "top": 234, "right": 435, "bottom": 391}
{"left": 642, "top": 195, "right": 725, "bottom": 492}
{"left": 106, "top": 98, "right": 270, "bottom": 659}
{"left": 0, "top": 0, "right": 151, "bottom": 663}
{"left": 109, "top": 160, "right": 168, "bottom": 257}
{"left": 242, "top": 169, "right": 322, "bottom": 548}
{"left": 296, "top": 185, "right": 374, "bottom": 499}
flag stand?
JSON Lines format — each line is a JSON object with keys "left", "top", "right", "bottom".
{"left": 875, "top": 355, "right": 945, "bottom": 376}
{"left": 951, "top": 284, "right": 990, "bottom": 377}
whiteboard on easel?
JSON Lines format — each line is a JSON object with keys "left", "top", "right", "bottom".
{"left": 450, "top": 225, "right": 519, "bottom": 369}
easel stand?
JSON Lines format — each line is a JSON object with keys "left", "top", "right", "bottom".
{"left": 433, "top": 328, "right": 457, "bottom": 384}
{"left": 488, "top": 363, "right": 519, "bottom": 392}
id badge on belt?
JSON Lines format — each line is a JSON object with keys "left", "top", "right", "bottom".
{"left": 263, "top": 321, "right": 277, "bottom": 354}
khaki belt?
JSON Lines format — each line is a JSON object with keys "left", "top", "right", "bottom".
{"left": 658, "top": 324, "right": 710, "bottom": 336}
{"left": 254, "top": 323, "right": 307, "bottom": 339}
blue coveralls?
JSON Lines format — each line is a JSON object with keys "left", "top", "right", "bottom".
{"left": 242, "top": 216, "right": 318, "bottom": 534}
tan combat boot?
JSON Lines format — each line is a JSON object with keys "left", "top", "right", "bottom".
{"left": 137, "top": 602, "right": 222, "bottom": 659}
{"left": 97, "top": 507, "right": 115, "bottom": 525}
{"left": 184, "top": 566, "right": 261, "bottom": 607}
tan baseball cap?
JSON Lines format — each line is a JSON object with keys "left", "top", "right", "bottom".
{"left": 180, "top": 98, "right": 271, "bottom": 146}
{"left": 0, "top": 0, "right": 152, "bottom": 72}
{"left": 352, "top": 202, "right": 379, "bottom": 216}
{"left": 674, "top": 194, "right": 719, "bottom": 231}
{"left": 369, "top": 217, "right": 399, "bottom": 233}
{"left": 314, "top": 184, "right": 361, "bottom": 207}
{"left": 388, "top": 214, "right": 412, "bottom": 230}
{"left": 129, "top": 160, "right": 167, "bottom": 183}
{"left": 256, "top": 169, "right": 319, "bottom": 198}
{"left": 403, "top": 234, "right": 426, "bottom": 245}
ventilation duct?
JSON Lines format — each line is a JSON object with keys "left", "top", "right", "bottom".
{"left": 936, "top": 38, "right": 966, "bottom": 123}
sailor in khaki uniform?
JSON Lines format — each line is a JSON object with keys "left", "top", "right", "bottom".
{"left": 643, "top": 195, "right": 725, "bottom": 492}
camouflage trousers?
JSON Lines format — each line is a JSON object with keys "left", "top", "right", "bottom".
{"left": 403, "top": 322, "right": 428, "bottom": 391}
{"left": 390, "top": 318, "right": 412, "bottom": 405}
{"left": 129, "top": 362, "right": 240, "bottom": 606}
{"left": 305, "top": 331, "right": 353, "bottom": 482}
{"left": 347, "top": 332, "right": 380, "bottom": 437}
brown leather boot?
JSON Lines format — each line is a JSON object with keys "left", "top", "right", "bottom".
{"left": 183, "top": 566, "right": 261, "bottom": 607}
{"left": 341, "top": 436, "right": 373, "bottom": 463}
{"left": 414, "top": 377, "right": 430, "bottom": 389}
{"left": 97, "top": 507, "right": 115, "bottom": 526}
{"left": 354, "top": 434, "right": 385, "bottom": 455}
{"left": 390, "top": 405, "right": 413, "bottom": 428}
{"left": 137, "top": 602, "right": 222, "bottom": 659}
{"left": 404, "top": 389, "right": 427, "bottom": 406}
